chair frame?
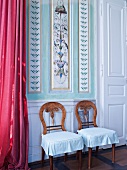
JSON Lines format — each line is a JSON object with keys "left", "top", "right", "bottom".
{"left": 75, "top": 100, "right": 115, "bottom": 169}
{"left": 39, "top": 102, "right": 82, "bottom": 170}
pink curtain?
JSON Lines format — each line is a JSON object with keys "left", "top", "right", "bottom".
{"left": 0, "top": 0, "right": 29, "bottom": 169}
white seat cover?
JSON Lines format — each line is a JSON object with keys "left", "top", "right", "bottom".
{"left": 41, "top": 131, "right": 84, "bottom": 156}
{"left": 77, "top": 127, "right": 119, "bottom": 148}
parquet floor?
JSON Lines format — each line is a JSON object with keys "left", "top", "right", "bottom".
{"left": 29, "top": 145, "right": 127, "bottom": 170}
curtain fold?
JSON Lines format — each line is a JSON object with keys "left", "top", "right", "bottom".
{"left": 0, "top": 0, "right": 29, "bottom": 169}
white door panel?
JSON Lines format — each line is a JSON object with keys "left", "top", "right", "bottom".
{"left": 99, "top": 0, "right": 127, "bottom": 145}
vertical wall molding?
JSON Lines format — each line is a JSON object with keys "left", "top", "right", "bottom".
{"left": 79, "top": 0, "right": 89, "bottom": 92}
{"left": 28, "top": 0, "right": 42, "bottom": 92}
{"left": 50, "top": 0, "right": 71, "bottom": 91}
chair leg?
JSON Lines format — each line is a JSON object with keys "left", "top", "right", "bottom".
{"left": 96, "top": 146, "right": 99, "bottom": 156}
{"left": 88, "top": 147, "right": 92, "bottom": 169}
{"left": 78, "top": 150, "right": 82, "bottom": 170}
{"left": 76, "top": 150, "right": 80, "bottom": 160}
{"left": 64, "top": 153, "right": 67, "bottom": 162}
{"left": 42, "top": 148, "right": 45, "bottom": 164}
{"left": 112, "top": 144, "right": 115, "bottom": 163}
{"left": 49, "top": 156, "right": 53, "bottom": 170}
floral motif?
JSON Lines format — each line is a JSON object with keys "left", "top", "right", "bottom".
{"left": 53, "top": 0, "right": 69, "bottom": 85}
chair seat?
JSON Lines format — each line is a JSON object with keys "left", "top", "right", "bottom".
{"left": 41, "top": 131, "right": 84, "bottom": 156}
{"left": 77, "top": 127, "right": 119, "bottom": 148}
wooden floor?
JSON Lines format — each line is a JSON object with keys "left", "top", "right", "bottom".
{"left": 29, "top": 145, "right": 127, "bottom": 170}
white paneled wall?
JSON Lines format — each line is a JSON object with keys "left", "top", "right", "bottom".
{"left": 28, "top": 99, "right": 95, "bottom": 163}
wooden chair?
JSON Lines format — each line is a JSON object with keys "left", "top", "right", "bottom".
{"left": 75, "top": 100, "right": 119, "bottom": 169}
{"left": 39, "top": 102, "right": 84, "bottom": 170}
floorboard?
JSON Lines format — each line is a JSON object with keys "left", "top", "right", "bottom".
{"left": 29, "top": 145, "right": 127, "bottom": 170}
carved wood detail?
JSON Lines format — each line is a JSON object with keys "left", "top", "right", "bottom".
{"left": 75, "top": 100, "right": 97, "bottom": 130}
{"left": 39, "top": 102, "right": 66, "bottom": 134}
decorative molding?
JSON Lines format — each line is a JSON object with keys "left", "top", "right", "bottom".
{"left": 79, "top": 0, "right": 89, "bottom": 92}
{"left": 28, "top": 0, "right": 41, "bottom": 92}
{"left": 50, "top": 0, "right": 71, "bottom": 91}
{"left": 27, "top": 99, "right": 96, "bottom": 106}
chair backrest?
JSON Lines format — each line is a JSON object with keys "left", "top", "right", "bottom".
{"left": 39, "top": 102, "right": 66, "bottom": 134}
{"left": 75, "top": 100, "right": 98, "bottom": 130}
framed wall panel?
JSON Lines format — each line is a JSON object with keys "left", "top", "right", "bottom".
{"left": 50, "top": 0, "right": 71, "bottom": 91}
{"left": 28, "top": 0, "right": 42, "bottom": 92}
{"left": 79, "top": 0, "right": 89, "bottom": 92}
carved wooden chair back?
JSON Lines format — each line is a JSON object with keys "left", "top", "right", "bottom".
{"left": 39, "top": 102, "right": 66, "bottom": 135}
{"left": 75, "top": 100, "right": 97, "bottom": 130}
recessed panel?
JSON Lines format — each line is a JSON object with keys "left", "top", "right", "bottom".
{"left": 107, "top": 3, "right": 124, "bottom": 77}
{"left": 29, "top": 114, "right": 41, "bottom": 146}
{"left": 108, "top": 104, "right": 124, "bottom": 137}
{"left": 108, "top": 85, "right": 125, "bottom": 96}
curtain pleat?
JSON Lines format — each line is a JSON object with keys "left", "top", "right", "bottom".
{"left": 0, "top": 0, "right": 29, "bottom": 169}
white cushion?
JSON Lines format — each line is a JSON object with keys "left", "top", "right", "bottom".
{"left": 41, "top": 131, "right": 84, "bottom": 156}
{"left": 77, "top": 127, "right": 119, "bottom": 148}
